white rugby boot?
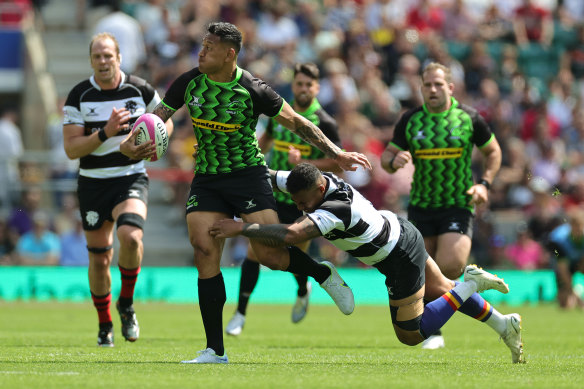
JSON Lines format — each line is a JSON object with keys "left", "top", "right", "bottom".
{"left": 463, "top": 265, "right": 509, "bottom": 294}
{"left": 320, "top": 261, "right": 354, "bottom": 315}
{"left": 180, "top": 348, "right": 228, "bottom": 364}
{"left": 225, "top": 311, "right": 245, "bottom": 336}
{"left": 501, "top": 313, "right": 525, "bottom": 363}
{"left": 421, "top": 334, "right": 445, "bottom": 349}
{"left": 292, "top": 282, "right": 312, "bottom": 323}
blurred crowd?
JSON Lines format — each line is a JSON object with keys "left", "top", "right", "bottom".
{"left": 3, "top": 0, "right": 584, "bottom": 273}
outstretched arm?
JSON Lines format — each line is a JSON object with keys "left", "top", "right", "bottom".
{"left": 274, "top": 101, "right": 371, "bottom": 171}
{"left": 209, "top": 216, "right": 321, "bottom": 247}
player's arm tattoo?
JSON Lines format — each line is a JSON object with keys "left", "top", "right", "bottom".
{"left": 152, "top": 103, "right": 175, "bottom": 123}
{"left": 240, "top": 217, "right": 321, "bottom": 247}
{"left": 292, "top": 116, "right": 342, "bottom": 159}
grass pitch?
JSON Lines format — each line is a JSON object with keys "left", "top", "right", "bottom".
{"left": 0, "top": 302, "right": 582, "bottom": 388}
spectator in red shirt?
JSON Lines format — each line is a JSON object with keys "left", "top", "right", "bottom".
{"left": 513, "top": 0, "right": 554, "bottom": 46}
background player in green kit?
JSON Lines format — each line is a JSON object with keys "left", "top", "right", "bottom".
{"left": 225, "top": 63, "right": 343, "bottom": 335}
{"left": 150, "top": 22, "right": 371, "bottom": 364}
{"left": 381, "top": 62, "right": 502, "bottom": 349}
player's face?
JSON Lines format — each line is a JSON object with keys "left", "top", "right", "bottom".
{"left": 292, "top": 73, "right": 319, "bottom": 110}
{"left": 90, "top": 38, "right": 121, "bottom": 88}
{"left": 421, "top": 68, "right": 454, "bottom": 113}
{"left": 291, "top": 184, "right": 326, "bottom": 213}
{"left": 198, "top": 34, "right": 233, "bottom": 75}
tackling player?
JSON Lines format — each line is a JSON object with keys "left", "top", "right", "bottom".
{"left": 210, "top": 163, "right": 525, "bottom": 364}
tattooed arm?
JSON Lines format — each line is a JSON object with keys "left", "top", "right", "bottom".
{"left": 274, "top": 101, "right": 371, "bottom": 171}
{"left": 209, "top": 216, "right": 322, "bottom": 247}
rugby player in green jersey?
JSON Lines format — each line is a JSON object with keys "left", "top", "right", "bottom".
{"left": 381, "top": 62, "right": 502, "bottom": 349}
{"left": 149, "top": 22, "right": 371, "bottom": 363}
{"left": 225, "top": 63, "right": 343, "bottom": 335}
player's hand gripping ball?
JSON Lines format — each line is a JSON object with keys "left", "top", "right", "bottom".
{"left": 132, "top": 113, "right": 169, "bottom": 162}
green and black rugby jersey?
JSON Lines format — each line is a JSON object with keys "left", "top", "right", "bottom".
{"left": 389, "top": 97, "right": 495, "bottom": 210}
{"left": 162, "top": 67, "right": 283, "bottom": 174}
{"left": 266, "top": 98, "right": 341, "bottom": 205}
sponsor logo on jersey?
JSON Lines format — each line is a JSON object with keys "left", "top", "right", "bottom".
{"left": 192, "top": 117, "right": 241, "bottom": 132}
{"left": 85, "top": 211, "right": 99, "bottom": 226}
{"left": 87, "top": 107, "right": 99, "bottom": 116}
{"left": 186, "top": 195, "right": 198, "bottom": 209}
{"left": 414, "top": 148, "right": 463, "bottom": 159}
{"left": 413, "top": 130, "right": 425, "bottom": 140}
{"left": 244, "top": 199, "right": 256, "bottom": 209}
{"left": 273, "top": 140, "right": 311, "bottom": 156}
{"left": 188, "top": 96, "right": 202, "bottom": 107}
{"left": 226, "top": 101, "right": 246, "bottom": 115}
{"left": 448, "top": 125, "right": 463, "bottom": 139}
{"left": 125, "top": 100, "right": 139, "bottom": 114}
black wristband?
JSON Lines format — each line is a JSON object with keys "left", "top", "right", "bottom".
{"left": 98, "top": 129, "right": 108, "bottom": 142}
{"left": 478, "top": 179, "right": 491, "bottom": 190}
{"left": 389, "top": 156, "right": 396, "bottom": 170}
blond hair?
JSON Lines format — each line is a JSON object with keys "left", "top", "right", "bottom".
{"left": 89, "top": 32, "right": 120, "bottom": 56}
{"left": 422, "top": 62, "right": 452, "bottom": 83}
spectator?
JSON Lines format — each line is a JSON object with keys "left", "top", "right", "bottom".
{"left": 8, "top": 186, "right": 42, "bottom": 237}
{"left": 59, "top": 214, "right": 89, "bottom": 266}
{"left": 15, "top": 211, "right": 60, "bottom": 266}
{"left": 0, "top": 217, "right": 15, "bottom": 265}
{"left": 513, "top": 0, "right": 554, "bottom": 47}
{"left": 0, "top": 105, "right": 23, "bottom": 210}
{"left": 93, "top": 0, "right": 146, "bottom": 74}
{"left": 504, "top": 221, "right": 547, "bottom": 270}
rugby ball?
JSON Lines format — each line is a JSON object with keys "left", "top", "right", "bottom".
{"left": 132, "top": 113, "right": 169, "bottom": 162}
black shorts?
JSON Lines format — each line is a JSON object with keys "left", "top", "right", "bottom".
{"left": 407, "top": 205, "right": 474, "bottom": 238}
{"left": 276, "top": 200, "right": 302, "bottom": 224}
{"left": 77, "top": 174, "right": 149, "bottom": 231}
{"left": 373, "top": 216, "right": 428, "bottom": 300}
{"left": 186, "top": 165, "right": 277, "bottom": 217}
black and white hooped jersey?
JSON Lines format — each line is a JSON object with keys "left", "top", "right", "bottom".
{"left": 63, "top": 72, "right": 161, "bottom": 178}
{"left": 307, "top": 173, "right": 401, "bottom": 266}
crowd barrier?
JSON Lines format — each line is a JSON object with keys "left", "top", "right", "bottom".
{"left": 2, "top": 267, "right": 583, "bottom": 306}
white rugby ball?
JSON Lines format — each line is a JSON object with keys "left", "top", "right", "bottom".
{"left": 132, "top": 113, "right": 169, "bottom": 162}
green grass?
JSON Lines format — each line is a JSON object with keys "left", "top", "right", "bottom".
{"left": 0, "top": 302, "right": 582, "bottom": 388}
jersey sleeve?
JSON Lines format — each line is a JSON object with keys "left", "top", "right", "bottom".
{"left": 63, "top": 86, "right": 84, "bottom": 127}
{"left": 388, "top": 110, "right": 412, "bottom": 150}
{"left": 318, "top": 111, "right": 342, "bottom": 148}
{"left": 469, "top": 107, "right": 494, "bottom": 147}
{"left": 242, "top": 71, "right": 284, "bottom": 118}
{"left": 162, "top": 69, "right": 200, "bottom": 111}
{"left": 306, "top": 209, "right": 342, "bottom": 236}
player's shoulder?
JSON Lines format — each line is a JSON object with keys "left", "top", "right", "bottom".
{"left": 400, "top": 105, "right": 424, "bottom": 121}
{"left": 454, "top": 101, "right": 482, "bottom": 120}
{"left": 126, "top": 74, "right": 152, "bottom": 88}
{"left": 67, "top": 78, "right": 93, "bottom": 96}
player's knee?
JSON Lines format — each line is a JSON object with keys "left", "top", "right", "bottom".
{"left": 255, "top": 248, "right": 287, "bottom": 271}
{"left": 87, "top": 245, "right": 113, "bottom": 267}
{"left": 390, "top": 305, "right": 424, "bottom": 346}
{"left": 117, "top": 226, "right": 143, "bottom": 251}
{"left": 441, "top": 261, "right": 465, "bottom": 280}
{"left": 117, "top": 213, "right": 145, "bottom": 230}
{"left": 394, "top": 327, "right": 423, "bottom": 346}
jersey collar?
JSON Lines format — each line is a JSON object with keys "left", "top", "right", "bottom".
{"left": 292, "top": 98, "right": 321, "bottom": 117}
{"left": 89, "top": 71, "right": 127, "bottom": 91}
{"left": 422, "top": 96, "right": 458, "bottom": 115}
{"left": 204, "top": 66, "right": 243, "bottom": 85}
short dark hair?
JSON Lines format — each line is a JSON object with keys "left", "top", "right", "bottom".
{"left": 293, "top": 62, "right": 320, "bottom": 80}
{"left": 207, "top": 22, "right": 242, "bottom": 53}
{"left": 287, "top": 163, "right": 322, "bottom": 194}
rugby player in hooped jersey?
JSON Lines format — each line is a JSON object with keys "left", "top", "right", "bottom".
{"left": 62, "top": 32, "right": 174, "bottom": 347}
{"left": 150, "top": 22, "right": 371, "bottom": 364}
{"left": 210, "top": 163, "right": 525, "bottom": 364}
{"left": 380, "top": 62, "right": 502, "bottom": 349}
